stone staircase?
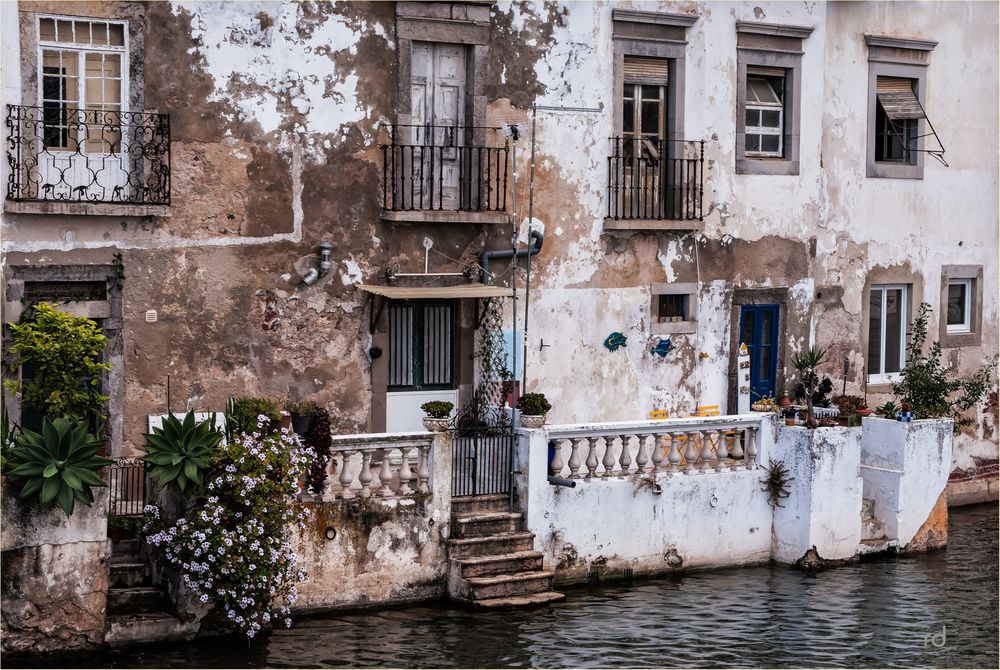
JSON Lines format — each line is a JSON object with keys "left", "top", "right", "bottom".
{"left": 447, "top": 494, "right": 564, "bottom": 608}
{"left": 105, "top": 538, "right": 198, "bottom": 647}
{"left": 858, "top": 497, "right": 900, "bottom": 555}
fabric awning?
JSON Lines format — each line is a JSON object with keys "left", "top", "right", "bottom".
{"left": 876, "top": 77, "right": 926, "bottom": 120}
{"left": 356, "top": 284, "right": 514, "bottom": 299}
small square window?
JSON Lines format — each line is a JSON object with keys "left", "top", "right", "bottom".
{"left": 651, "top": 283, "right": 698, "bottom": 334}
{"left": 946, "top": 279, "right": 972, "bottom": 334}
{"left": 658, "top": 294, "right": 688, "bottom": 322}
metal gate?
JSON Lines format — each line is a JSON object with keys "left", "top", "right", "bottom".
{"left": 450, "top": 402, "right": 515, "bottom": 499}
{"left": 107, "top": 457, "right": 146, "bottom": 517}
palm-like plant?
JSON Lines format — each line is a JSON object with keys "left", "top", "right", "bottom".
{"left": 5, "top": 417, "right": 110, "bottom": 516}
{"left": 141, "top": 412, "right": 223, "bottom": 492}
{"left": 791, "top": 347, "right": 827, "bottom": 427}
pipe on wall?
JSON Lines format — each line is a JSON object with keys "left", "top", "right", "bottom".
{"left": 479, "top": 230, "right": 544, "bottom": 285}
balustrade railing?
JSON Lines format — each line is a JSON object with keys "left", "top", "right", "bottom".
{"left": 380, "top": 124, "right": 509, "bottom": 213}
{"left": 313, "top": 432, "right": 435, "bottom": 500}
{"left": 607, "top": 137, "right": 704, "bottom": 221}
{"left": 546, "top": 414, "right": 762, "bottom": 481}
{"left": 5, "top": 104, "right": 171, "bottom": 204}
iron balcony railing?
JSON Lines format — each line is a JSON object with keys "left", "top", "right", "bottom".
{"left": 380, "top": 124, "right": 509, "bottom": 213}
{"left": 5, "top": 104, "right": 170, "bottom": 205}
{"left": 607, "top": 137, "right": 704, "bottom": 222}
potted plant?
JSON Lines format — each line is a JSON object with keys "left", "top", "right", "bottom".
{"left": 873, "top": 400, "right": 900, "bottom": 418}
{"left": 420, "top": 401, "right": 453, "bottom": 432}
{"left": 781, "top": 406, "right": 798, "bottom": 427}
{"left": 517, "top": 392, "right": 552, "bottom": 429}
{"left": 751, "top": 396, "right": 776, "bottom": 412}
{"left": 791, "top": 347, "right": 829, "bottom": 428}
{"left": 832, "top": 395, "right": 865, "bottom": 427}
{"left": 287, "top": 401, "right": 320, "bottom": 435}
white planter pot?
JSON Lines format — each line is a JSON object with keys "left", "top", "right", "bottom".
{"left": 520, "top": 414, "right": 546, "bottom": 429}
{"left": 421, "top": 417, "right": 450, "bottom": 432}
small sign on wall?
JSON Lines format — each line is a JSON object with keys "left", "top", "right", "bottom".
{"left": 737, "top": 342, "right": 751, "bottom": 414}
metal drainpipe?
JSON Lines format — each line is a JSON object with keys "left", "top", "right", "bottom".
{"left": 478, "top": 230, "right": 544, "bottom": 285}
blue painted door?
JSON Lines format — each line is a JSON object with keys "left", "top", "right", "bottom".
{"left": 739, "top": 304, "right": 780, "bottom": 401}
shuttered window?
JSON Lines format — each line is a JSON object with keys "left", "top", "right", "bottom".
{"left": 744, "top": 69, "right": 785, "bottom": 157}
{"left": 388, "top": 300, "right": 455, "bottom": 391}
{"left": 876, "top": 77, "right": 925, "bottom": 121}
{"left": 875, "top": 76, "right": 921, "bottom": 163}
{"left": 623, "top": 56, "right": 669, "bottom": 85}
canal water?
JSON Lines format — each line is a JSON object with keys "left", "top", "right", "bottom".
{"left": 22, "top": 503, "right": 999, "bottom": 669}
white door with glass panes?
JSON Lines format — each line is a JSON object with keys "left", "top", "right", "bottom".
{"left": 36, "top": 17, "right": 128, "bottom": 201}
{"left": 868, "top": 285, "right": 908, "bottom": 384}
{"left": 410, "top": 42, "right": 466, "bottom": 209}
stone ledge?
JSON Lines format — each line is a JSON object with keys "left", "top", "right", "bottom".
{"left": 4, "top": 200, "right": 170, "bottom": 217}
{"left": 603, "top": 218, "right": 705, "bottom": 232}
{"left": 946, "top": 477, "right": 999, "bottom": 507}
{"left": 381, "top": 209, "right": 511, "bottom": 225}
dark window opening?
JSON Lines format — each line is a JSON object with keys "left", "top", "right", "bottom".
{"left": 388, "top": 300, "right": 455, "bottom": 391}
{"left": 657, "top": 294, "right": 688, "bottom": 322}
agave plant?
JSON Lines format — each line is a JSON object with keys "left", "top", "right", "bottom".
{"left": 141, "top": 411, "right": 223, "bottom": 492}
{"left": 5, "top": 417, "right": 110, "bottom": 516}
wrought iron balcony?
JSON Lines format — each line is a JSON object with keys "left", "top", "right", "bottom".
{"left": 5, "top": 104, "right": 170, "bottom": 205}
{"left": 607, "top": 138, "right": 704, "bottom": 222}
{"left": 380, "top": 124, "right": 509, "bottom": 214}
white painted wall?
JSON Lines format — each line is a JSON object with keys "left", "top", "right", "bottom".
{"left": 386, "top": 390, "right": 458, "bottom": 432}
{"left": 860, "top": 417, "right": 953, "bottom": 546}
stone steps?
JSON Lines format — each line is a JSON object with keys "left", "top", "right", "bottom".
{"left": 464, "top": 570, "right": 556, "bottom": 600}
{"left": 861, "top": 497, "right": 887, "bottom": 541}
{"left": 106, "top": 613, "right": 200, "bottom": 648}
{"left": 447, "top": 494, "right": 563, "bottom": 608}
{"left": 107, "top": 587, "right": 168, "bottom": 616}
{"left": 452, "top": 512, "right": 524, "bottom": 539}
{"left": 109, "top": 561, "right": 152, "bottom": 589}
{"left": 107, "top": 538, "right": 173, "bottom": 620}
{"left": 447, "top": 531, "right": 537, "bottom": 559}
{"left": 453, "top": 550, "right": 544, "bottom": 578}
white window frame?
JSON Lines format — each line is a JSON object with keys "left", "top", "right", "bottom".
{"left": 36, "top": 14, "right": 129, "bottom": 152}
{"left": 744, "top": 76, "right": 783, "bottom": 158}
{"left": 868, "top": 284, "right": 908, "bottom": 385}
{"left": 946, "top": 278, "right": 973, "bottom": 334}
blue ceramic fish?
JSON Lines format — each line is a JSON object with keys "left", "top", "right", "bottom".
{"left": 603, "top": 331, "right": 627, "bottom": 351}
{"left": 651, "top": 338, "right": 674, "bottom": 357}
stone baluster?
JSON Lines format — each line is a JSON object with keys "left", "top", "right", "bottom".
{"left": 568, "top": 438, "right": 583, "bottom": 479}
{"left": 549, "top": 439, "right": 565, "bottom": 478}
{"left": 661, "top": 433, "right": 677, "bottom": 473}
{"left": 744, "top": 427, "right": 758, "bottom": 467}
{"left": 651, "top": 433, "right": 666, "bottom": 471}
{"left": 635, "top": 434, "right": 650, "bottom": 473}
{"left": 684, "top": 432, "right": 700, "bottom": 474}
{"left": 338, "top": 450, "right": 355, "bottom": 499}
{"left": 700, "top": 430, "right": 715, "bottom": 472}
{"left": 377, "top": 449, "right": 395, "bottom": 496}
{"left": 618, "top": 434, "right": 633, "bottom": 475}
{"left": 358, "top": 451, "right": 374, "bottom": 498}
{"left": 715, "top": 429, "right": 729, "bottom": 472}
{"left": 585, "top": 437, "right": 600, "bottom": 479}
{"left": 416, "top": 444, "right": 430, "bottom": 493}
{"left": 397, "top": 447, "right": 414, "bottom": 494}
{"left": 602, "top": 436, "right": 617, "bottom": 477}
{"left": 730, "top": 430, "right": 745, "bottom": 469}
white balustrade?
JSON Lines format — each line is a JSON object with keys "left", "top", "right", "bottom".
{"left": 306, "top": 433, "right": 436, "bottom": 501}
{"left": 544, "top": 414, "right": 765, "bottom": 482}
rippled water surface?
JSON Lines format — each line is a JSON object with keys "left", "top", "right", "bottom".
{"left": 25, "top": 503, "right": 1000, "bottom": 668}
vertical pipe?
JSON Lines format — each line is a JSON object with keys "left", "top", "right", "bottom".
{"left": 698, "top": 140, "right": 705, "bottom": 221}
{"left": 390, "top": 125, "right": 397, "bottom": 210}
{"left": 522, "top": 103, "right": 538, "bottom": 392}
{"left": 501, "top": 141, "right": 509, "bottom": 211}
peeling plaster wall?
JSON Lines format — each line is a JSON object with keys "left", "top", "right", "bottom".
{"left": 1, "top": 1, "right": 996, "bottom": 475}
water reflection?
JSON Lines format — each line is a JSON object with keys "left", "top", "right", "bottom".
{"left": 17, "top": 504, "right": 998, "bottom": 669}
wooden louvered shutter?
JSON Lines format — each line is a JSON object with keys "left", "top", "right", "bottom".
{"left": 623, "top": 56, "right": 669, "bottom": 84}
{"left": 876, "top": 77, "right": 926, "bottom": 120}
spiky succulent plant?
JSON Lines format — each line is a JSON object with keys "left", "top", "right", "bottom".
{"left": 141, "top": 411, "right": 223, "bottom": 492}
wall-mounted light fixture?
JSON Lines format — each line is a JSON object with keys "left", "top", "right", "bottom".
{"left": 300, "top": 241, "right": 333, "bottom": 287}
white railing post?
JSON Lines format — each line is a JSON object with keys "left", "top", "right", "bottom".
{"left": 618, "top": 434, "right": 632, "bottom": 475}
{"left": 359, "top": 451, "right": 373, "bottom": 497}
{"left": 568, "top": 438, "right": 582, "bottom": 479}
{"left": 700, "top": 430, "right": 715, "bottom": 472}
{"left": 338, "top": 450, "right": 355, "bottom": 499}
{"left": 602, "top": 436, "right": 617, "bottom": 477}
{"left": 549, "top": 439, "right": 564, "bottom": 478}
{"left": 398, "top": 447, "right": 414, "bottom": 494}
{"left": 715, "top": 429, "right": 729, "bottom": 472}
{"left": 585, "top": 437, "right": 600, "bottom": 479}
{"left": 744, "top": 426, "right": 758, "bottom": 468}
{"left": 416, "top": 444, "right": 430, "bottom": 494}
{"left": 684, "top": 432, "right": 699, "bottom": 474}
{"left": 635, "top": 434, "right": 650, "bottom": 473}
{"left": 652, "top": 433, "right": 666, "bottom": 471}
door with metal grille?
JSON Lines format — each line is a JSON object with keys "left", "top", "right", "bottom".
{"left": 450, "top": 402, "right": 515, "bottom": 501}
{"left": 386, "top": 300, "right": 458, "bottom": 432}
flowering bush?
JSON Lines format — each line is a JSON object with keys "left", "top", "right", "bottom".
{"left": 144, "top": 417, "right": 314, "bottom": 638}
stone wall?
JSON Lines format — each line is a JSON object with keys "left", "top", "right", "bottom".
{"left": 1, "top": 480, "right": 110, "bottom": 655}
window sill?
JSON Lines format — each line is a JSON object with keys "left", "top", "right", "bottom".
{"left": 866, "top": 382, "right": 895, "bottom": 394}
{"left": 736, "top": 157, "right": 800, "bottom": 176}
{"left": 940, "top": 331, "right": 981, "bottom": 348}
{"left": 5, "top": 200, "right": 171, "bottom": 217}
{"left": 652, "top": 320, "right": 697, "bottom": 335}
{"left": 867, "top": 162, "right": 924, "bottom": 179}
{"left": 381, "top": 210, "right": 511, "bottom": 225}
{"left": 603, "top": 218, "right": 705, "bottom": 232}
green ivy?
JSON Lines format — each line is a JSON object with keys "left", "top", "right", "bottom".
{"left": 4, "top": 303, "right": 110, "bottom": 422}
{"left": 893, "top": 303, "right": 998, "bottom": 431}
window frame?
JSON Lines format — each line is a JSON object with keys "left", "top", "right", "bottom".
{"left": 945, "top": 278, "right": 972, "bottom": 334}
{"left": 744, "top": 74, "right": 784, "bottom": 158}
{"left": 651, "top": 282, "right": 698, "bottom": 335}
{"left": 939, "top": 265, "right": 983, "bottom": 348}
{"left": 387, "top": 299, "right": 457, "bottom": 392}
{"left": 867, "top": 284, "right": 909, "bottom": 385}
{"left": 865, "top": 35, "right": 937, "bottom": 180}
{"left": 735, "top": 21, "right": 812, "bottom": 176}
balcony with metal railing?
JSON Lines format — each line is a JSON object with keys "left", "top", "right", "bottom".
{"left": 380, "top": 124, "right": 511, "bottom": 224}
{"left": 605, "top": 137, "right": 705, "bottom": 231}
{"left": 5, "top": 104, "right": 170, "bottom": 215}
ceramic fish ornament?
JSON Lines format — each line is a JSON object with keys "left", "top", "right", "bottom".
{"left": 603, "top": 331, "right": 627, "bottom": 351}
{"left": 651, "top": 338, "right": 674, "bottom": 357}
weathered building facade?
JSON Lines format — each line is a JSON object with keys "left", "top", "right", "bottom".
{"left": 2, "top": 0, "right": 997, "bottom": 496}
